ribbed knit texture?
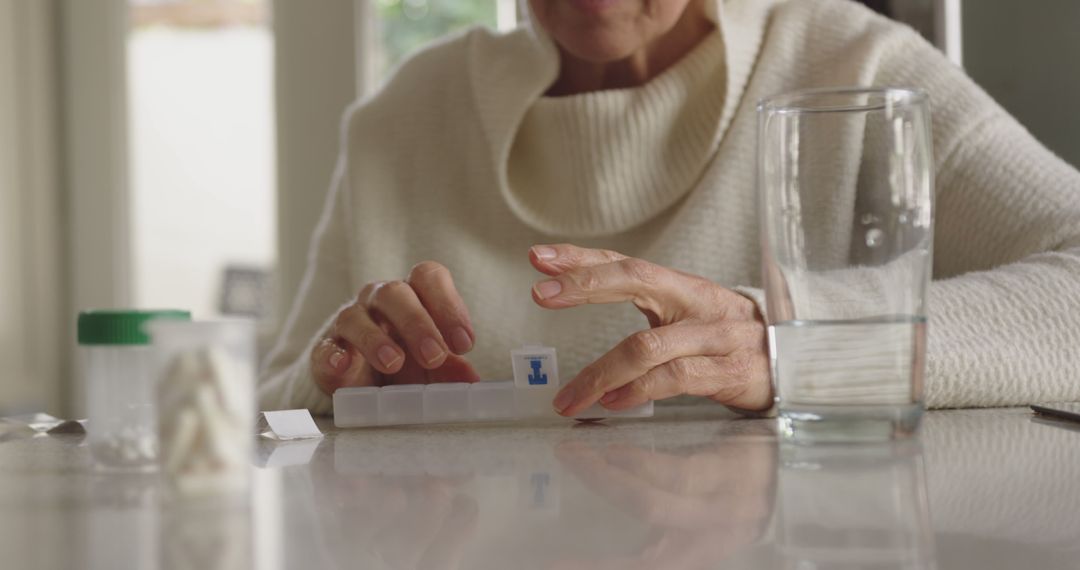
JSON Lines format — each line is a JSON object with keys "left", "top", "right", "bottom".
{"left": 258, "top": 0, "right": 1080, "bottom": 415}
{"left": 507, "top": 30, "right": 728, "bottom": 236}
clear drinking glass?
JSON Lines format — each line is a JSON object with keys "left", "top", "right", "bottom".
{"left": 757, "top": 87, "right": 934, "bottom": 442}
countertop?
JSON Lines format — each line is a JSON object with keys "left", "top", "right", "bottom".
{"left": 1, "top": 405, "right": 1078, "bottom": 569}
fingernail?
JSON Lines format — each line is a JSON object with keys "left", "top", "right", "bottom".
{"left": 533, "top": 246, "right": 557, "bottom": 260}
{"left": 553, "top": 389, "right": 574, "bottom": 413}
{"left": 449, "top": 326, "right": 473, "bottom": 353}
{"left": 377, "top": 345, "right": 401, "bottom": 369}
{"left": 420, "top": 337, "right": 445, "bottom": 364}
{"left": 328, "top": 349, "right": 346, "bottom": 371}
{"left": 534, "top": 279, "right": 562, "bottom": 300}
{"left": 600, "top": 392, "right": 619, "bottom": 404}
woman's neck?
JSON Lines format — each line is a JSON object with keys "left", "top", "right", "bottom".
{"left": 545, "top": 2, "right": 715, "bottom": 97}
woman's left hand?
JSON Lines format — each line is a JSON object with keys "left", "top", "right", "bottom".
{"left": 528, "top": 243, "right": 773, "bottom": 416}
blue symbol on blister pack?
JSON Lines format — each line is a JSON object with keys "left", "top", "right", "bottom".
{"left": 528, "top": 358, "right": 548, "bottom": 385}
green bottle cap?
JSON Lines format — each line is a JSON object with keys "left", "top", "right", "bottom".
{"left": 77, "top": 309, "right": 192, "bottom": 346}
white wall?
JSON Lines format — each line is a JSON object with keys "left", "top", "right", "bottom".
{"left": 128, "top": 27, "right": 277, "bottom": 319}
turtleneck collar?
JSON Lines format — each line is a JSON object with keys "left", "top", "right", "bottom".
{"left": 468, "top": 0, "right": 778, "bottom": 237}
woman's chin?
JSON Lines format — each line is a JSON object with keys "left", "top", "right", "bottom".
{"left": 553, "top": 32, "right": 640, "bottom": 64}
{"left": 565, "top": 0, "right": 625, "bottom": 16}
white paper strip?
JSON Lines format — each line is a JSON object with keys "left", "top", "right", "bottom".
{"left": 258, "top": 409, "right": 324, "bottom": 440}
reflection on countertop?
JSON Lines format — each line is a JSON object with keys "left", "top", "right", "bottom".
{"left": 311, "top": 417, "right": 777, "bottom": 570}
{"left": 0, "top": 406, "right": 1078, "bottom": 569}
{"left": 777, "top": 440, "right": 934, "bottom": 569}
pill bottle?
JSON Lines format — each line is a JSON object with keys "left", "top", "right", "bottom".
{"left": 149, "top": 319, "right": 255, "bottom": 501}
{"left": 78, "top": 309, "right": 191, "bottom": 470}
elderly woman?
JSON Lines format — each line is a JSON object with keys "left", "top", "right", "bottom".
{"left": 259, "top": 0, "right": 1080, "bottom": 416}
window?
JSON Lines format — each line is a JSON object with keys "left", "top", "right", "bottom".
{"left": 373, "top": 0, "right": 517, "bottom": 80}
{"left": 127, "top": 0, "right": 277, "bottom": 320}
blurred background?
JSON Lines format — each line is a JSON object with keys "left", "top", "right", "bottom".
{"left": 0, "top": 0, "right": 1077, "bottom": 417}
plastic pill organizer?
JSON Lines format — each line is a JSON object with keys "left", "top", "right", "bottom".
{"left": 334, "top": 345, "right": 653, "bottom": 427}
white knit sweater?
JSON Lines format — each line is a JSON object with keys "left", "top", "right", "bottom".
{"left": 259, "top": 0, "right": 1080, "bottom": 415}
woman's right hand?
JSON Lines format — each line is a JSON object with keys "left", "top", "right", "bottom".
{"left": 310, "top": 261, "right": 481, "bottom": 393}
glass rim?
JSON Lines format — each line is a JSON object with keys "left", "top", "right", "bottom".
{"left": 757, "top": 86, "right": 929, "bottom": 115}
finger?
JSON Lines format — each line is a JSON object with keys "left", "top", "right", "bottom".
{"left": 407, "top": 261, "right": 476, "bottom": 355}
{"left": 604, "top": 351, "right": 771, "bottom": 412}
{"left": 553, "top": 324, "right": 744, "bottom": 416}
{"left": 310, "top": 336, "right": 374, "bottom": 393}
{"left": 594, "top": 362, "right": 700, "bottom": 411}
{"left": 528, "top": 243, "right": 627, "bottom": 276}
{"left": 384, "top": 353, "right": 482, "bottom": 385}
{"left": 383, "top": 352, "right": 428, "bottom": 385}
{"left": 532, "top": 258, "right": 698, "bottom": 318}
{"left": 332, "top": 296, "right": 407, "bottom": 375}
{"left": 366, "top": 280, "right": 451, "bottom": 369}
{"left": 426, "top": 354, "right": 482, "bottom": 383}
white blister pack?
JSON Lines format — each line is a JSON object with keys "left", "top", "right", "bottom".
{"left": 334, "top": 346, "right": 653, "bottom": 428}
